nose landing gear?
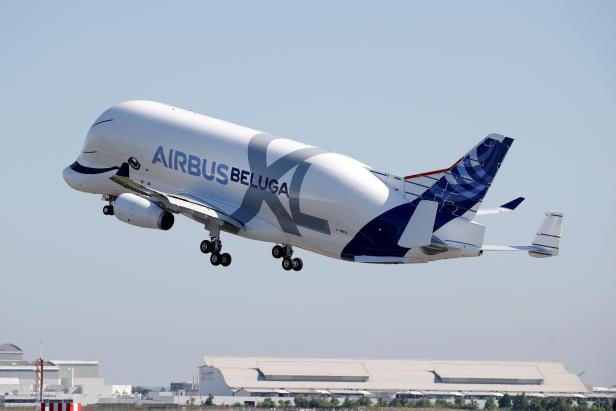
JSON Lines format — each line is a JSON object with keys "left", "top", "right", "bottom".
{"left": 102, "top": 205, "right": 114, "bottom": 215}
{"left": 102, "top": 195, "right": 116, "bottom": 215}
{"left": 272, "top": 244, "right": 303, "bottom": 271}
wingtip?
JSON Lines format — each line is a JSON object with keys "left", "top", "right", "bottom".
{"left": 501, "top": 196, "right": 525, "bottom": 210}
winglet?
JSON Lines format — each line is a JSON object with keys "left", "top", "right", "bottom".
{"left": 529, "top": 211, "right": 563, "bottom": 258}
{"left": 500, "top": 197, "right": 525, "bottom": 211}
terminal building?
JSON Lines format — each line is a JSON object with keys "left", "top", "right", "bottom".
{"left": 198, "top": 356, "right": 591, "bottom": 403}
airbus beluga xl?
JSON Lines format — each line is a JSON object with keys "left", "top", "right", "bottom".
{"left": 63, "top": 100, "right": 563, "bottom": 270}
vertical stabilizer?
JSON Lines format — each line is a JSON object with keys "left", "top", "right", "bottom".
{"left": 404, "top": 134, "right": 514, "bottom": 228}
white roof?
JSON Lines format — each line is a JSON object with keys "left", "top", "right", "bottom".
{"left": 0, "top": 344, "right": 22, "bottom": 353}
{"left": 257, "top": 360, "right": 369, "bottom": 381}
{"left": 201, "top": 356, "right": 588, "bottom": 394}
{"left": 434, "top": 363, "right": 544, "bottom": 384}
{"left": 50, "top": 360, "right": 99, "bottom": 366}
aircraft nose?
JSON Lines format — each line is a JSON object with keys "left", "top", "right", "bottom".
{"left": 63, "top": 163, "right": 78, "bottom": 189}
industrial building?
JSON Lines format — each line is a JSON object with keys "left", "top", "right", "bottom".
{"left": 198, "top": 356, "right": 592, "bottom": 404}
{"left": 0, "top": 343, "right": 130, "bottom": 406}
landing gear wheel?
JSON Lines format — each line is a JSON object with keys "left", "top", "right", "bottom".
{"left": 272, "top": 245, "right": 284, "bottom": 259}
{"left": 282, "top": 258, "right": 293, "bottom": 271}
{"left": 210, "top": 253, "right": 222, "bottom": 266}
{"left": 220, "top": 253, "right": 232, "bottom": 267}
{"left": 292, "top": 258, "right": 303, "bottom": 271}
{"left": 103, "top": 205, "right": 114, "bottom": 216}
{"left": 200, "top": 240, "right": 212, "bottom": 254}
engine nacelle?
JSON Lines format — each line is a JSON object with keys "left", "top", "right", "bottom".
{"left": 114, "top": 193, "right": 174, "bottom": 230}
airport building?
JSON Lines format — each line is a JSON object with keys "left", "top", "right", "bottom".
{"left": 198, "top": 356, "right": 592, "bottom": 404}
{"left": 0, "top": 343, "right": 131, "bottom": 406}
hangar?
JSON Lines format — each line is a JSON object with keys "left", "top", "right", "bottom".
{"left": 198, "top": 356, "right": 589, "bottom": 399}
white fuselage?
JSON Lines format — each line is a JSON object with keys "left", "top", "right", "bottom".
{"left": 63, "top": 100, "right": 481, "bottom": 263}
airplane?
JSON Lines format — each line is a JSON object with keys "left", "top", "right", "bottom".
{"left": 63, "top": 100, "right": 563, "bottom": 271}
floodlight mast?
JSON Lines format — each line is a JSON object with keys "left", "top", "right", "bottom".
{"left": 35, "top": 341, "right": 44, "bottom": 411}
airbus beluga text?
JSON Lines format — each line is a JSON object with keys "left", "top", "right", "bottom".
{"left": 63, "top": 101, "right": 563, "bottom": 271}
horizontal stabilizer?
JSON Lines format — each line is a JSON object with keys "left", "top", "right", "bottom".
{"left": 476, "top": 197, "right": 525, "bottom": 215}
{"left": 481, "top": 211, "right": 563, "bottom": 258}
{"left": 398, "top": 200, "right": 438, "bottom": 248}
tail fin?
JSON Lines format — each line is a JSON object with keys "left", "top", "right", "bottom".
{"left": 529, "top": 212, "right": 563, "bottom": 258}
{"left": 405, "top": 134, "right": 514, "bottom": 226}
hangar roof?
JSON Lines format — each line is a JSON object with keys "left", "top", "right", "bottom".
{"left": 0, "top": 344, "right": 22, "bottom": 353}
{"left": 201, "top": 356, "right": 588, "bottom": 394}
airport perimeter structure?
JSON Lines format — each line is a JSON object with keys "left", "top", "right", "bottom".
{"left": 198, "top": 356, "right": 593, "bottom": 402}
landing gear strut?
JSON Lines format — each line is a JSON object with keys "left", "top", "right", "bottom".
{"left": 102, "top": 195, "right": 116, "bottom": 216}
{"left": 272, "top": 244, "right": 303, "bottom": 271}
{"left": 200, "top": 225, "right": 232, "bottom": 267}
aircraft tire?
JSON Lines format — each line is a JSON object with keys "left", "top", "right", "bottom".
{"left": 103, "top": 205, "right": 114, "bottom": 216}
{"left": 292, "top": 258, "right": 303, "bottom": 271}
{"left": 210, "top": 253, "right": 221, "bottom": 266}
{"left": 200, "top": 240, "right": 212, "bottom": 254}
{"left": 272, "top": 245, "right": 284, "bottom": 259}
{"left": 221, "top": 253, "right": 232, "bottom": 267}
{"left": 282, "top": 258, "right": 293, "bottom": 271}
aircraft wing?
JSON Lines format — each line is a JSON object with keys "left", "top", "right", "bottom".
{"left": 110, "top": 163, "right": 244, "bottom": 231}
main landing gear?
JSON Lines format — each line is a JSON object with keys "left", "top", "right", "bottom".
{"left": 200, "top": 238, "right": 232, "bottom": 267}
{"left": 272, "top": 244, "right": 303, "bottom": 271}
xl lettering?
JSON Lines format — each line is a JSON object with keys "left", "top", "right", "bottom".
{"left": 231, "top": 134, "right": 330, "bottom": 236}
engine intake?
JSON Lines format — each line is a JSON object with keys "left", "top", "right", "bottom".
{"left": 114, "top": 193, "right": 174, "bottom": 230}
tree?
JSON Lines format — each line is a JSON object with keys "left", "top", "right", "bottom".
{"left": 455, "top": 396, "right": 465, "bottom": 408}
{"left": 576, "top": 399, "right": 589, "bottom": 411}
{"left": 485, "top": 397, "right": 498, "bottom": 410}
{"left": 468, "top": 399, "right": 479, "bottom": 410}
{"left": 294, "top": 397, "right": 308, "bottom": 408}
{"left": 499, "top": 394, "right": 512, "bottom": 409}
{"left": 343, "top": 397, "right": 357, "bottom": 408}
{"left": 357, "top": 396, "right": 373, "bottom": 407}
{"left": 331, "top": 397, "right": 340, "bottom": 407}
{"left": 512, "top": 394, "right": 529, "bottom": 411}
{"left": 591, "top": 399, "right": 612, "bottom": 411}
{"left": 376, "top": 397, "right": 387, "bottom": 407}
{"left": 415, "top": 398, "right": 433, "bottom": 408}
{"left": 204, "top": 394, "right": 214, "bottom": 406}
{"left": 259, "top": 398, "right": 276, "bottom": 408}
{"left": 436, "top": 398, "right": 453, "bottom": 408}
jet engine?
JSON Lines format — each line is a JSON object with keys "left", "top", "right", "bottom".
{"left": 113, "top": 193, "right": 174, "bottom": 230}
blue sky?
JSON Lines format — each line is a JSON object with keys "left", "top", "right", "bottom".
{"left": 1, "top": 1, "right": 615, "bottom": 387}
